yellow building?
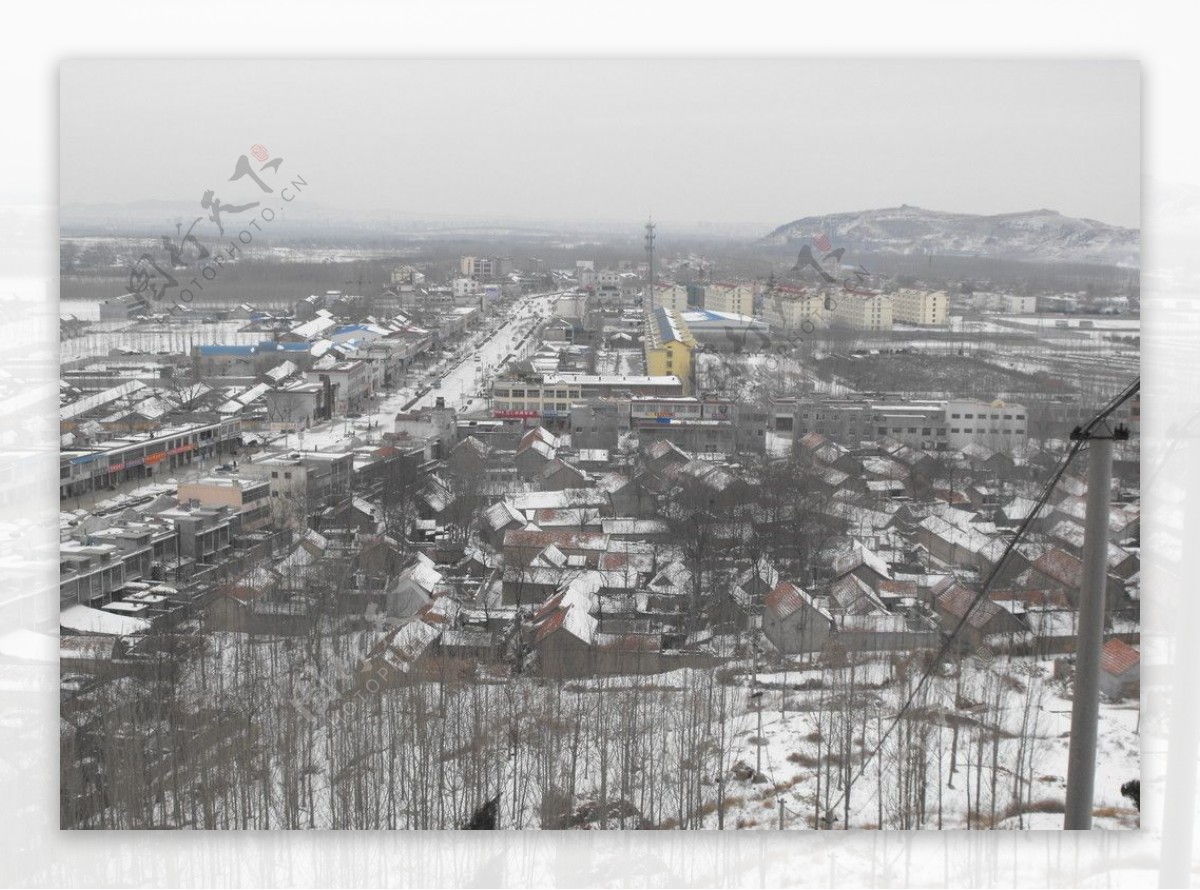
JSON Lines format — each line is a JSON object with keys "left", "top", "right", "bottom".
{"left": 830, "top": 291, "right": 893, "bottom": 331}
{"left": 891, "top": 288, "right": 948, "bottom": 325}
{"left": 644, "top": 307, "right": 697, "bottom": 394}
{"left": 703, "top": 282, "right": 755, "bottom": 316}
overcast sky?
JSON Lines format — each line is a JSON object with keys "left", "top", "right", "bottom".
{"left": 60, "top": 59, "right": 1140, "bottom": 229}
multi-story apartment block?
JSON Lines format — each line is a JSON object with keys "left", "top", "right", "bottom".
{"left": 644, "top": 307, "right": 697, "bottom": 394}
{"left": 702, "top": 282, "right": 755, "bottom": 316}
{"left": 891, "top": 289, "right": 949, "bottom": 326}
{"left": 594, "top": 269, "right": 623, "bottom": 303}
{"left": 830, "top": 291, "right": 893, "bottom": 331}
{"left": 649, "top": 284, "right": 690, "bottom": 312}
{"left": 761, "top": 285, "right": 827, "bottom": 332}
{"left": 459, "top": 256, "right": 510, "bottom": 281}
{"left": 974, "top": 292, "right": 1038, "bottom": 314}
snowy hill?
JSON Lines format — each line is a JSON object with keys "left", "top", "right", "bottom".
{"left": 761, "top": 205, "right": 1139, "bottom": 268}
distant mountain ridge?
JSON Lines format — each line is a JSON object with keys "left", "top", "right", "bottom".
{"left": 761, "top": 205, "right": 1139, "bottom": 268}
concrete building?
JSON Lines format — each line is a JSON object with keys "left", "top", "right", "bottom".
{"left": 393, "top": 406, "right": 458, "bottom": 458}
{"left": 643, "top": 307, "right": 696, "bottom": 395}
{"left": 177, "top": 476, "right": 273, "bottom": 533}
{"left": 98, "top": 293, "right": 150, "bottom": 321}
{"left": 490, "top": 373, "right": 684, "bottom": 425}
{"left": 761, "top": 285, "right": 827, "bottom": 332}
{"left": 569, "top": 400, "right": 622, "bottom": 450}
{"left": 459, "top": 256, "right": 510, "bottom": 281}
{"left": 793, "top": 397, "right": 946, "bottom": 450}
{"left": 830, "top": 291, "right": 893, "bottom": 331}
{"left": 59, "top": 521, "right": 180, "bottom": 608}
{"left": 242, "top": 450, "right": 353, "bottom": 525}
{"left": 791, "top": 396, "right": 1029, "bottom": 452}
{"left": 628, "top": 396, "right": 768, "bottom": 454}
{"left": 649, "top": 284, "right": 690, "bottom": 312}
{"left": 945, "top": 399, "right": 1029, "bottom": 450}
{"left": 593, "top": 270, "right": 623, "bottom": 303}
{"left": 154, "top": 504, "right": 237, "bottom": 568}
{"left": 702, "top": 282, "right": 755, "bottom": 316}
{"left": 891, "top": 289, "right": 948, "bottom": 326}
{"left": 263, "top": 381, "right": 332, "bottom": 431}
{"left": 451, "top": 278, "right": 481, "bottom": 300}
{"left": 307, "top": 360, "right": 370, "bottom": 415}
{"left": 60, "top": 418, "right": 243, "bottom": 500}
{"left": 1004, "top": 295, "right": 1039, "bottom": 313}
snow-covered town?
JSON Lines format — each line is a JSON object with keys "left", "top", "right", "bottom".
{"left": 58, "top": 229, "right": 1141, "bottom": 830}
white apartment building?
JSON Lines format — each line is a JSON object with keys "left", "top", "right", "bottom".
{"left": 650, "top": 284, "right": 690, "bottom": 312}
{"left": 891, "top": 289, "right": 949, "bottom": 326}
{"left": 459, "top": 256, "right": 507, "bottom": 280}
{"left": 761, "top": 286, "right": 826, "bottom": 331}
{"left": 830, "top": 292, "right": 893, "bottom": 331}
{"left": 976, "top": 292, "right": 1039, "bottom": 314}
{"left": 703, "top": 282, "right": 755, "bottom": 316}
{"left": 452, "top": 278, "right": 481, "bottom": 299}
{"left": 1002, "top": 295, "right": 1038, "bottom": 314}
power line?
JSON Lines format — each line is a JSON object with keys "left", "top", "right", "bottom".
{"left": 820, "top": 376, "right": 1139, "bottom": 827}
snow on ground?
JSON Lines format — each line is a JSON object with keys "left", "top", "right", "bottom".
{"left": 61, "top": 319, "right": 264, "bottom": 363}
{"left": 124, "top": 628, "right": 1138, "bottom": 830}
{"left": 697, "top": 657, "right": 1138, "bottom": 831}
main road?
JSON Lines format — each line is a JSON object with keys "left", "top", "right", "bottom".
{"left": 385, "top": 289, "right": 565, "bottom": 415}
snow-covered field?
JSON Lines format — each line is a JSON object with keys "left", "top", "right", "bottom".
{"left": 60, "top": 319, "right": 265, "bottom": 363}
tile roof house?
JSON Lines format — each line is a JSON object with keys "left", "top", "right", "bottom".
{"left": 1100, "top": 639, "right": 1140, "bottom": 700}
{"left": 931, "top": 582, "right": 1026, "bottom": 651}
{"left": 762, "top": 581, "right": 832, "bottom": 655}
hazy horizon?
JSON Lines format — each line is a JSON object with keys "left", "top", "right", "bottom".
{"left": 61, "top": 60, "right": 1140, "bottom": 230}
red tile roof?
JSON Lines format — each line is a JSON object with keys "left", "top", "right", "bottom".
{"left": 1101, "top": 638, "right": 1140, "bottom": 676}
{"left": 765, "top": 581, "right": 808, "bottom": 620}
{"left": 1033, "top": 549, "right": 1083, "bottom": 590}
{"left": 933, "top": 583, "right": 1011, "bottom": 630}
{"left": 988, "top": 587, "right": 1071, "bottom": 609}
{"left": 532, "top": 608, "right": 567, "bottom": 644}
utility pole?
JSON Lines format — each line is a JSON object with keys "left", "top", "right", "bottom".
{"left": 1064, "top": 422, "right": 1128, "bottom": 829}
{"left": 644, "top": 218, "right": 656, "bottom": 313}
{"left": 749, "top": 636, "right": 765, "bottom": 780}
